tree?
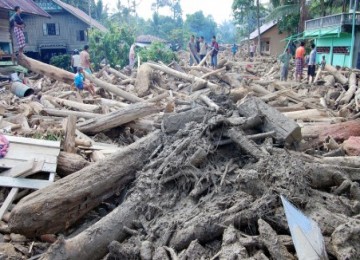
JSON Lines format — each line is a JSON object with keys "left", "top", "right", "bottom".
{"left": 185, "top": 11, "right": 217, "bottom": 42}
{"left": 217, "top": 20, "right": 237, "bottom": 44}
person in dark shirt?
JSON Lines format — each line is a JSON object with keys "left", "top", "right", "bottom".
{"left": 13, "top": 6, "right": 26, "bottom": 54}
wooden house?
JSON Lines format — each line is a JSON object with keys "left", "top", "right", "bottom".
{"left": 249, "top": 21, "right": 290, "bottom": 57}
{"left": 0, "top": 0, "right": 49, "bottom": 64}
{"left": 23, "top": 0, "right": 107, "bottom": 62}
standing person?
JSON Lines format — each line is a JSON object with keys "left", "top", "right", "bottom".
{"left": 12, "top": 6, "right": 26, "bottom": 54}
{"left": 295, "top": 41, "right": 306, "bottom": 82}
{"left": 278, "top": 48, "right": 292, "bottom": 81}
{"left": 80, "top": 45, "right": 92, "bottom": 74}
{"left": 211, "top": 36, "right": 219, "bottom": 69}
{"left": 199, "top": 36, "right": 207, "bottom": 64}
{"left": 74, "top": 67, "right": 96, "bottom": 96}
{"left": 320, "top": 55, "right": 326, "bottom": 70}
{"left": 231, "top": 43, "right": 238, "bottom": 60}
{"left": 196, "top": 37, "right": 200, "bottom": 54}
{"left": 71, "top": 49, "right": 80, "bottom": 73}
{"left": 307, "top": 43, "right": 317, "bottom": 84}
{"left": 249, "top": 42, "right": 255, "bottom": 58}
{"left": 188, "top": 35, "right": 200, "bottom": 66}
{"left": 129, "top": 44, "right": 136, "bottom": 69}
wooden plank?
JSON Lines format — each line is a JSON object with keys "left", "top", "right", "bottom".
{"left": 63, "top": 115, "right": 76, "bottom": 153}
{"left": 5, "top": 135, "right": 61, "bottom": 149}
{"left": 0, "top": 188, "right": 19, "bottom": 221}
{"left": 0, "top": 159, "right": 35, "bottom": 177}
{"left": 0, "top": 176, "right": 52, "bottom": 190}
{"left": 0, "top": 159, "right": 56, "bottom": 172}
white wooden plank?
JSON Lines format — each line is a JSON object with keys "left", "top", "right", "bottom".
{"left": 0, "top": 176, "right": 52, "bottom": 189}
{"left": 0, "top": 187, "right": 18, "bottom": 220}
{"left": 5, "top": 135, "right": 61, "bottom": 149}
{"left": 6, "top": 142, "right": 60, "bottom": 157}
{"left": 0, "top": 159, "right": 56, "bottom": 173}
{"left": 1, "top": 159, "right": 35, "bottom": 177}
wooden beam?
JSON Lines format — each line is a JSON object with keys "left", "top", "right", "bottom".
{"left": 63, "top": 115, "right": 77, "bottom": 153}
{"left": 0, "top": 176, "right": 52, "bottom": 189}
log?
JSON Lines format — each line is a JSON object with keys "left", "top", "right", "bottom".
{"left": 85, "top": 73, "right": 143, "bottom": 103}
{"left": 147, "top": 63, "right": 219, "bottom": 91}
{"left": 238, "top": 96, "right": 302, "bottom": 144}
{"left": 9, "top": 131, "right": 162, "bottom": 236}
{"left": 301, "top": 120, "right": 360, "bottom": 145}
{"left": 77, "top": 102, "right": 161, "bottom": 134}
{"left": 197, "top": 49, "right": 213, "bottom": 67}
{"left": 42, "top": 108, "right": 101, "bottom": 119}
{"left": 57, "top": 152, "right": 91, "bottom": 177}
{"left": 229, "top": 87, "right": 250, "bottom": 102}
{"left": 199, "top": 95, "right": 219, "bottom": 111}
{"left": 339, "top": 72, "right": 357, "bottom": 105}
{"left": 324, "top": 75, "right": 335, "bottom": 87}
{"left": 63, "top": 115, "right": 76, "bottom": 153}
{"left": 106, "top": 66, "right": 130, "bottom": 80}
{"left": 18, "top": 54, "right": 74, "bottom": 85}
{"left": 283, "top": 109, "right": 328, "bottom": 120}
{"left": 258, "top": 219, "right": 295, "bottom": 260}
{"left": 200, "top": 67, "right": 226, "bottom": 79}
{"left": 135, "top": 64, "right": 153, "bottom": 97}
{"left": 343, "top": 136, "right": 360, "bottom": 156}
{"left": 43, "top": 95, "right": 100, "bottom": 113}
{"left": 162, "top": 107, "right": 207, "bottom": 133}
{"left": 324, "top": 64, "right": 348, "bottom": 85}
{"left": 226, "top": 128, "right": 268, "bottom": 160}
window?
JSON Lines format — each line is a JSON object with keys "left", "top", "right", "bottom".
{"left": 261, "top": 41, "right": 270, "bottom": 52}
{"left": 77, "top": 30, "right": 86, "bottom": 41}
{"left": 317, "top": 47, "right": 330, "bottom": 53}
{"left": 333, "top": 46, "right": 350, "bottom": 54}
{"left": 43, "top": 23, "right": 60, "bottom": 36}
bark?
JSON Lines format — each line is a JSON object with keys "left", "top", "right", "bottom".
{"left": 77, "top": 102, "right": 161, "bottom": 134}
{"left": 9, "top": 131, "right": 162, "bottom": 237}
{"left": 63, "top": 115, "right": 76, "bottom": 153}
{"left": 57, "top": 152, "right": 91, "bottom": 177}
{"left": 135, "top": 64, "right": 153, "bottom": 97}
{"left": 18, "top": 54, "right": 74, "bottom": 85}
{"left": 238, "top": 96, "right": 302, "bottom": 144}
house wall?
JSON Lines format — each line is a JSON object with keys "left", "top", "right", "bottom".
{"left": 22, "top": 12, "right": 89, "bottom": 53}
{"left": 253, "top": 25, "right": 289, "bottom": 57}
{"left": 0, "top": 10, "right": 12, "bottom": 57}
{"left": 316, "top": 33, "right": 352, "bottom": 67}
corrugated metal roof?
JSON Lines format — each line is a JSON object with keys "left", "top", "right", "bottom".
{"left": 136, "top": 35, "right": 166, "bottom": 43}
{"left": 249, "top": 20, "right": 277, "bottom": 40}
{"left": 52, "top": 0, "right": 108, "bottom": 32}
{"left": 0, "top": 0, "right": 50, "bottom": 17}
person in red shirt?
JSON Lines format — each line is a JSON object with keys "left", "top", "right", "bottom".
{"left": 295, "top": 41, "right": 306, "bottom": 82}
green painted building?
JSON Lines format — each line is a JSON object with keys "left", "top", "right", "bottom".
{"left": 304, "top": 5, "right": 360, "bottom": 68}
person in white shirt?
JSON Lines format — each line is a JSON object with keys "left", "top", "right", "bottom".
{"left": 199, "top": 36, "right": 207, "bottom": 64}
{"left": 250, "top": 43, "right": 255, "bottom": 58}
{"left": 71, "top": 49, "right": 80, "bottom": 73}
{"left": 129, "top": 44, "right": 136, "bottom": 69}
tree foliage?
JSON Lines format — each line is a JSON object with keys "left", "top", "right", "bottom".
{"left": 50, "top": 54, "right": 71, "bottom": 71}
{"left": 88, "top": 24, "right": 135, "bottom": 69}
{"left": 138, "top": 42, "right": 177, "bottom": 63}
{"left": 185, "top": 11, "right": 217, "bottom": 42}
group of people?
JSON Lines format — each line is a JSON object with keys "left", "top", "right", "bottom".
{"left": 188, "top": 35, "right": 219, "bottom": 69}
{"left": 279, "top": 41, "right": 319, "bottom": 83}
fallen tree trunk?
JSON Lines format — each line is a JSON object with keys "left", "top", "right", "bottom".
{"left": 9, "top": 131, "right": 162, "bottom": 237}
{"left": 85, "top": 73, "right": 143, "bottom": 103}
{"left": 135, "top": 64, "right": 153, "bottom": 97}
{"left": 105, "top": 66, "right": 130, "bottom": 80}
{"left": 77, "top": 102, "right": 161, "bottom": 134}
{"left": 42, "top": 108, "right": 101, "bottom": 119}
{"left": 339, "top": 72, "right": 357, "bottom": 105}
{"left": 43, "top": 95, "right": 100, "bottom": 113}
{"left": 325, "top": 64, "right": 348, "bottom": 85}
{"left": 18, "top": 54, "right": 75, "bottom": 85}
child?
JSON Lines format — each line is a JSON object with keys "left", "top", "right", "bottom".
{"left": 74, "top": 67, "right": 96, "bottom": 96}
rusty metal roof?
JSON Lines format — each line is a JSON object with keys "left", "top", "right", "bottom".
{"left": 52, "top": 0, "right": 108, "bottom": 32}
{"left": 0, "top": 0, "right": 50, "bottom": 17}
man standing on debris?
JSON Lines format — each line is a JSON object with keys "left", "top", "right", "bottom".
{"left": 188, "top": 35, "right": 200, "bottom": 65}
{"left": 307, "top": 43, "right": 317, "bottom": 84}
{"left": 249, "top": 42, "right": 255, "bottom": 58}
{"left": 80, "top": 45, "right": 92, "bottom": 74}
{"left": 71, "top": 49, "right": 80, "bottom": 73}
{"left": 12, "top": 6, "right": 26, "bottom": 54}
{"left": 232, "top": 43, "right": 238, "bottom": 60}
{"left": 211, "top": 36, "right": 219, "bottom": 69}
{"left": 295, "top": 41, "right": 306, "bottom": 82}
{"left": 199, "top": 36, "right": 207, "bottom": 65}
{"left": 278, "top": 48, "right": 292, "bottom": 81}
{"left": 129, "top": 44, "right": 136, "bottom": 69}
{"left": 74, "top": 67, "right": 96, "bottom": 96}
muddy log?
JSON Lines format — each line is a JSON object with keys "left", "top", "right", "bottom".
{"left": 135, "top": 64, "right": 153, "bottom": 97}
{"left": 238, "top": 96, "right": 302, "bottom": 144}
{"left": 77, "top": 102, "right": 161, "bottom": 134}
{"left": 324, "top": 64, "right": 348, "bottom": 85}
{"left": 339, "top": 72, "right": 357, "bottom": 105}
{"left": 18, "top": 54, "right": 74, "bottom": 85}
{"left": 57, "top": 152, "right": 91, "bottom": 177}
{"left": 9, "top": 131, "right": 162, "bottom": 237}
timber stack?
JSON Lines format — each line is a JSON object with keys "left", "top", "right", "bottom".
{"left": 0, "top": 50, "right": 359, "bottom": 259}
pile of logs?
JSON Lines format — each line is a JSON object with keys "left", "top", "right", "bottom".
{"left": 0, "top": 50, "right": 360, "bottom": 259}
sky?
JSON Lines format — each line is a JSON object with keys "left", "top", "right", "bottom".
{"left": 103, "top": 0, "right": 234, "bottom": 24}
